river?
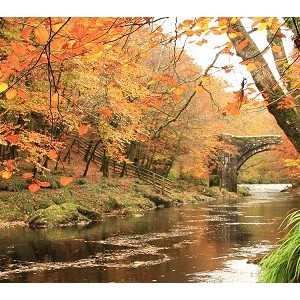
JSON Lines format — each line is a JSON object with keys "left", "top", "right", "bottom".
{"left": 0, "top": 183, "right": 299, "bottom": 283}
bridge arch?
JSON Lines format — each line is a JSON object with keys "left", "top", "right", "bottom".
{"left": 209, "top": 134, "right": 282, "bottom": 192}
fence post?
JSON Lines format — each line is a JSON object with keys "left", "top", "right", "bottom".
{"left": 152, "top": 172, "right": 156, "bottom": 189}
{"left": 162, "top": 177, "right": 165, "bottom": 195}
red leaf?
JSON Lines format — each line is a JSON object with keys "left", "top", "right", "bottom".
{"left": 6, "top": 134, "right": 20, "bottom": 144}
{"left": 18, "top": 89, "right": 29, "bottom": 100}
{"left": 236, "top": 39, "right": 249, "bottom": 51}
{"left": 99, "top": 109, "right": 112, "bottom": 117}
{"left": 28, "top": 183, "right": 40, "bottom": 193}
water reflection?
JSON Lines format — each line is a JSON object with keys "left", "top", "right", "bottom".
{"left": 0, "top": 184, "right": 299, "bottom": 283}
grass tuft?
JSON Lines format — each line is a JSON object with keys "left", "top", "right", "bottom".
{"left": 259, "top": 210, "right": 300, "bottom": 283}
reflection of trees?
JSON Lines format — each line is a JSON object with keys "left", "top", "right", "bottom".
{"left": 206, "top": 199, "right": 253, "bottom": 245}
{"left": 1, "top": 193, "right": 300, "bottom": 282}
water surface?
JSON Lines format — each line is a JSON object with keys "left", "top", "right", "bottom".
{"left": 0, "top": 183, "right": 298, "bottom": 283}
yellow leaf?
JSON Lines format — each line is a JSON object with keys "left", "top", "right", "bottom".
{"left": 2, "top": 170, "right": 12, "bottom": 179}
{"left": 230, "top": 17, "right": 239, "bottom": 24}
{"left": 52, "top": 23, "right": 63, "bottom": 33}
{"left": 0, "top": 82, "right": 8, "bottom": 93}
{"left": 246, "top": 62, "right": 257, "bottom": 72}
{"left": 258, "top": 23, "right": 268, "bottom": 31}
{"left": 228, "top": 32, "right": 237, "bottom": 39}
{"left": 6, "top": 89, "right": 17, "bottom": 100}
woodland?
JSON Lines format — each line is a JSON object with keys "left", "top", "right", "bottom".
{"left": 1, "top": 17, "right": 300, "bottom": 282}
{"left": 1, "top": 17, "right": 300, "bottom": 188}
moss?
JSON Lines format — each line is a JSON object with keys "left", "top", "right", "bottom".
{"left": 29, "top": 202, "right": 101, "bottom": 228}
{"left": 0, "top": 176, "right": 27, "bottom": 192}
{"left": 103, "top": 195, "right": 124, "bottom": 212}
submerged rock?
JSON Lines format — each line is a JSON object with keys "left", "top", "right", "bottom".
{"left": 29, "top": 202, "right": 101, "bottom": 228}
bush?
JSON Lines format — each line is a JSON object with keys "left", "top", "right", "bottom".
{"left": 259, "top": 210, "right": 300, "bottom": 283}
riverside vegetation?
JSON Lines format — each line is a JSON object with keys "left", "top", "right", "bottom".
{"left": 0, "top": 171, "right": 250, "bottom": 228}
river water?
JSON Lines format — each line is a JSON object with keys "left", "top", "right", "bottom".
{"left": 0, "top": 184, "right": 299, "bottom": 283}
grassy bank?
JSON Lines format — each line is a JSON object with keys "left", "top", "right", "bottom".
{"left": 0, "top": 174, "right": 249, "bottom": 228}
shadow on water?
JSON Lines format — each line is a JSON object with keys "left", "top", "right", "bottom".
{"left": 0, "top": 184, "right": 299, "bottom": 283}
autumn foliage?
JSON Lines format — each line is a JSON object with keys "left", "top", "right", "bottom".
{"left": 1, "top": 17, "right": 300, "bottom": 191}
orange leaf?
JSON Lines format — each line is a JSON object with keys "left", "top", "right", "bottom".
{"left": 28, "top": 183, "right": 40, "bottom": 193}
{"left": 60, "top": 176, "right": 73, "bottom": 186}
{"left": 78, "top": 125, "right": 89, "bottom": 136}
{"left": 18, "top": 89, "right": 29, "bottom": 100}
{"left": 6, "top": 89, "right": 17, "bottom": 100}
{"left": 172, "top": 93, "right": 180, "bottom": 102}
{"left": 272, "top": 83, "right": 279, "bottom": 91}
{"left": 4, "top": 159, "right": 16, "bottom": 166}
{"left": 51, "top": 92, "right": 59, "bottom": 107}
{"left": 195, "top": 86, "right": 203, "bottom": 93}
{"left": 35, "top": 27, "right": 49, "bottom": 44}
{"left": 2, "top": 170, "right": 12, "bottom": 179}
{"left": 99, "top": 109, "right": 112, "bottom": 117}
{"left": 21, "top": 26, "right": 33, "bottom": 41}
{"left": 272, "top": 45, "right": 282, "bottom": 53}
{"left": 39, "top": 181, "right": 51, "bottom": 188}
{"left": 6, "top": 134, "right": 20, "bottom": 144}
{"left": 236, "top": 39, "right": 249, "bottom": 51}
{"left": 22, "top": 172, "right": 34, "bottom": 179}
{"left": 48, "top": 150, "right": 58, "bottom": 160}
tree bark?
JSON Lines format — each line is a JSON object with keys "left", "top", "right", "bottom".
{"left": 228, "top": 19, "right": 300, "bottom": 153}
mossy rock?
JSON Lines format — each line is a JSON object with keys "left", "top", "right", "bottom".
{"left": 28, "top": 202, "right": 101, "bottom": 228}
{"left": 203, "top": 187, "right": 238, "bottom": 198}
{"left": 188, "top": 194, "right": 216, "bottom": 204}
{"left": 237, "top": 186, "right": 251, "bottom": 196}
{"left": 143, "top": 191, "right": 173, "bottom": 208}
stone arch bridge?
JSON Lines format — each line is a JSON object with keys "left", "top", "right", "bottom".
{"left": 209, "top": 133, "right": 283, "bottom": 192}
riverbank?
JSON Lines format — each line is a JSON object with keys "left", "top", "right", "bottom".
{"left": 0, "top": 174, "right": 251, "bottom": 228}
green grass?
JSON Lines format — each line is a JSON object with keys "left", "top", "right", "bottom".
{"left": 259, "top": 210, "right": 300, "bottom": 283}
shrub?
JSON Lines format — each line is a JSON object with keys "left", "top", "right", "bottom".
{"left": 259, "top": 210, "right": 300, "bottom": 283}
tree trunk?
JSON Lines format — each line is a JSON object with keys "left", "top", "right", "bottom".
{"left": 82, "top": 139, "right": 101, "bottom": 177}
{"left": 228, "top": 19, "right": 300, "bottom": 153}
{"left": 101, "top": 148, "right": 110, "bottom": 177}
